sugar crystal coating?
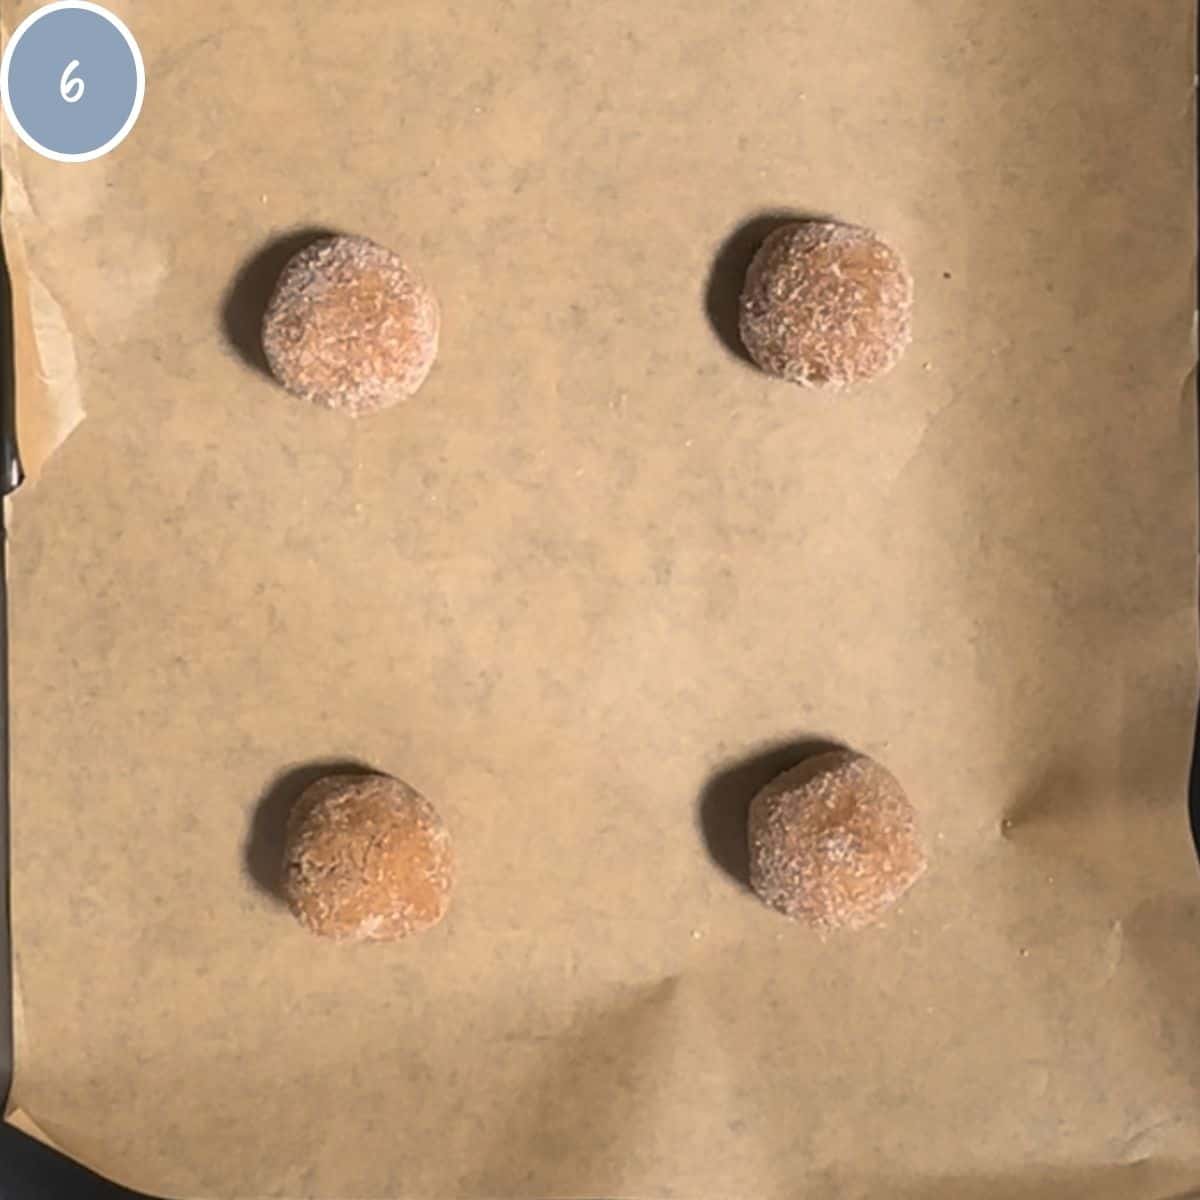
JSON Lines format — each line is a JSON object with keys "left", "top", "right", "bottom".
{"left": 262, "top": 234, "right": 439, "bottom": 415}
{"left": 748, "top": 750, "right": 926, "bottom": 931}
{"left": 739, "top": 222, "right": 912, "bottom": 388}
{"left": 283, "top": 774, "right": 454, "bottom": 942}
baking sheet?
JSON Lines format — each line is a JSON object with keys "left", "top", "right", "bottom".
{"left": 2, "top": 1, "right": 1198, "bottom": 1197}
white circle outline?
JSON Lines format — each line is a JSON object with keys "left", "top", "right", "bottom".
{"left": 0, "top": 0, "right": 145, "bottom": 163}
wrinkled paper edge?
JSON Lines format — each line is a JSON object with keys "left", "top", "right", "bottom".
{"left": 0, "top": 26, "right": 84, "bottom": 490}
{"left": 0, "top": 3, "right": 83, "bottom": 1158}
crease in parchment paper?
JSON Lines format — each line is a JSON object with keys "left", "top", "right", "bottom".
{"left": 0, "top": 138, "right": 84, "bottom": 484}
{"left": 464, "top": 977, "right": 684, "bottom": 1197}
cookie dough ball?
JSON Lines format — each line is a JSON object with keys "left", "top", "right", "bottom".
{"left": 262, "top": 235, "right": 439, "bottom": 415}
{"left": 748, "top": 750, "right": 925, "bottom": 931}
{"left": 283, "top": 774, "right": 454, "bottom": 942}
{"left": 739, "top": 222, "right": 912, "bottom": 388}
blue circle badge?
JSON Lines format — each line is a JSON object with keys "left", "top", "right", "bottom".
{"left": 1, "top": 2, "right": 144, "bottom": 162}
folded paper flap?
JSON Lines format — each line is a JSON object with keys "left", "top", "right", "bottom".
{"left": 3, "top": 1106, "right": 65, "bottom": 1154}
{"left": 1, "top": 145, "right": 84, "bottom": 486}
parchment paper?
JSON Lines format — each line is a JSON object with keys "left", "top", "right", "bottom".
{"left": 2, "top": 2, "right": 1198, "bottom": 1197}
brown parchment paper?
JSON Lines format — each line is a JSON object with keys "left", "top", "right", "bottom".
{"left": 2, "top": 1, "right": 1198, "bottom": 1197}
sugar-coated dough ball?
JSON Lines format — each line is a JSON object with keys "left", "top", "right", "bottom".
{"left": 748, "top": 751, "right": 925, "bottom": 931}
{"left": 262, "top": 235, "right": 439, "bottom": 415}
{"left": 283, "top": 774, "right": 454, "bottom": 942}
{"left": 739, "top": 222, "right": 912, "bottom": 388}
